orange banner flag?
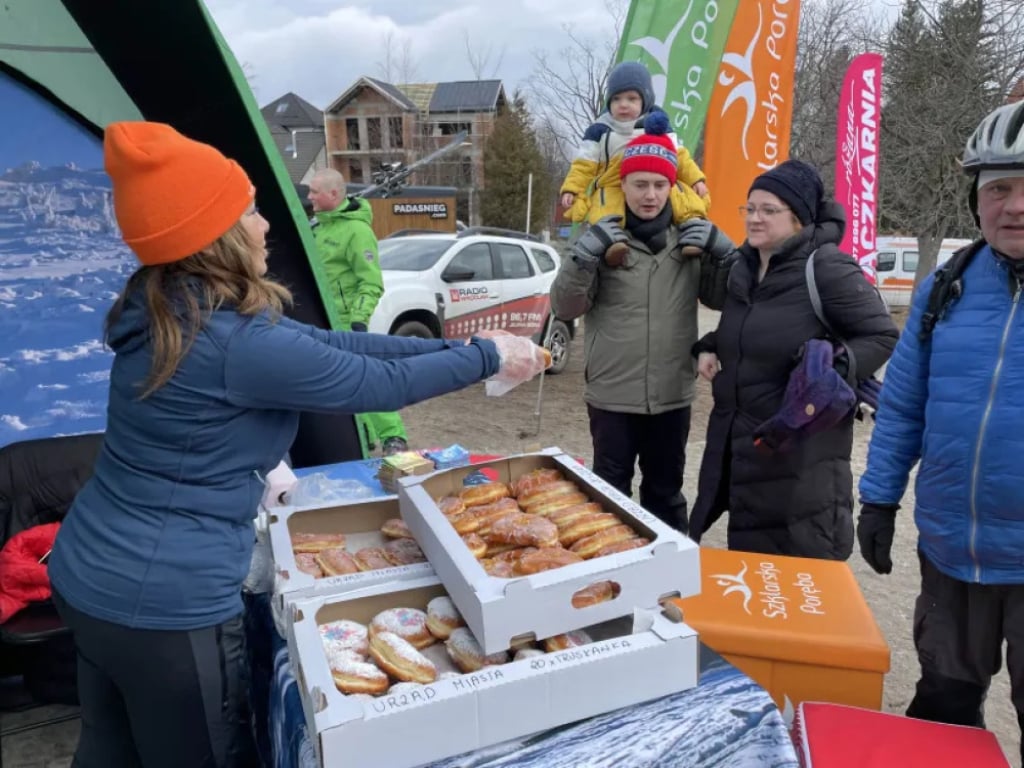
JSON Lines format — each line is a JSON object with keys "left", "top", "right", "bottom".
{"left": 702, "top": 0, "right": 802, "bottom": 244}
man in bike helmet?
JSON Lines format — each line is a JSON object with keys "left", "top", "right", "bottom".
{"left": 858, "top": 100, "right": 1024, "bottom": 758}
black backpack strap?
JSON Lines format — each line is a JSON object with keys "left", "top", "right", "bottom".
{"left": 805, "top": 248, "right": 858, "bottom": 382}
{"left": 918, "top": 239, "right": 986, "bottom": 343}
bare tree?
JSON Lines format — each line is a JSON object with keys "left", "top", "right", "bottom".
{"left": 463, "top": 29, "right": 506, "bottom": 80}
{"left": 376, "top": 30, "right": 419, "bottom": 84}
{"left": 789, "top": 0, "right": 887, "bottom": 191}
{"left": 525, "top": 0, "right": 627, "bottom": 166}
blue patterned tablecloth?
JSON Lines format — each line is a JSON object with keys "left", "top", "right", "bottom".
{"left": 250, "top": 460, "right": 800, "bottom": 768}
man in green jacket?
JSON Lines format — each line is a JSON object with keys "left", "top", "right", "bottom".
{"left": 308, "top": 168, "right": 409, "bottom": 455}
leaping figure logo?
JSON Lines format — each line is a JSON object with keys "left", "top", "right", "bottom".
{"left": 623, "top": 1, "right": 696, "bottom": 110}
{"left": 711, "top": 560, "right": 753, "bottom": 615}
{"left": 717, "top": 3, "right": 764, "bottom": 161}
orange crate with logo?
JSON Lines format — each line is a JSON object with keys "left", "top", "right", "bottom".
{"left": 669, "top": 547, "right": 890, "bottom": 714}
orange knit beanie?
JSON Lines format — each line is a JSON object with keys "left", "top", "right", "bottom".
{"left": 104, "top": 121, "right": 253, "bottom": 265}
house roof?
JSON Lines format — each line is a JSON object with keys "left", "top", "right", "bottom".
{"left": 396, "top": 83, "right": 436, "bottom": 113}
{"left": 428, "top": 80, "right": 504, "bottom": 113}
{"left": 261, "top": 92, "right": 323, "bottom": 130}
{"left": 267, "top": 124, "right": 323, "bottom": 184}
{"left": 325, "top": 76, "right": 419, "bottom": 113}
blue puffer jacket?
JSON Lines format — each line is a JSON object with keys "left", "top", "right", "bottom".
{"left": 49, "top": 289, "right": 500, "bottom": 629}
{"left": 859, "top": 244, "right": 1024, "bottom": 584}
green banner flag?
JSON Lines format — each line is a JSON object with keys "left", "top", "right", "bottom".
{"left": 616, "top": 0, "right": 741, "bottom": 152}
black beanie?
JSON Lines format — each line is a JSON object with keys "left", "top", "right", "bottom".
{"left": 748, "top": 159, "right": 824, "bottom": 225}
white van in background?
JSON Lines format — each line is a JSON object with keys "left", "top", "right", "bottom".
{"left": 873, "top": 236, "right": 974, "bottom": 307}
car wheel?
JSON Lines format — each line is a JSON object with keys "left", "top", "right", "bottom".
{"left": 393, "top": 320, "right": 435, "bottom": 339}
{"left": 545, "top": 319, "right": 571, "bottom": 375}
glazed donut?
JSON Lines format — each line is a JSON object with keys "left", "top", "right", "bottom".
{"left": 384, "top": 537, "right": 427, "bottom": 566}
{"left": 294, "top": 552, "right": 324, "bottom": 578}
{"left": 482, "top": 541, "right": 524, "bottom": 558}
{"left": 543, "top": 629, "right": 593, "bottom": 652}
{"left": 459, "top": 481, "right": 511, "bottom": 508}
{"left": 595, "top": 537, "right": 651, "bottom": 557}
{"left": 524, "top": 491, "right": 590, "bottom": 518}
{"left": 484, "top": 512, "right": 560, "bottom": 549}
{"left": 380, "top": 518, "right": 414, "bottom": 539}
{"left": 461, "top": 532, "right": 487, "bottom": 559}
{"left": 513, "top": 546, "right": 585, "bottom": 575}
{"left": 491, "top": 546, "right": 537, "bottom": 563}
{"left": 291, "top": 531, "right": 346, "bottom": 554}
{"left": 369, "top": 607, "right": 434, "bottom": 649}
{"left": 569, "top": 524, "right": 638, "bottom": 559}
{"left": 314, "top": 547, "right": 360, "bottom": 576}
{"left": 570, "top": 580, "right": 617, "bottom": 609}
{"left": 437, "top": 496, "right": 466, "bottom": 518}
{"left": 558, "top": 512, "right": 623, "bottom": 547}
{"left": 446, "top": 509, "right": 483, "bottom": 535}
{"left": 511, "top": 468, "right": 564, "bottom": 497}
{"left": 426, "top": 596, "right": 465, "bottom": 640}
{"left": 353, "top": 547, "right": 395, "bottom": 571}
{"left": 516, "top": 480, "right": 580, "bottom": 509}
{"left": 548, "top": 502, "right": 605, "bottom": 530}
{"left": 329, "top": 653, "right": 390, "bottom": 695}
{"left": 480, "top": 558, "right": 517, "bottom": 577}
{"left": 445, "top": 627, "right": 509, "bottom": 673}
{"left": 369, "top": 631, "right": 438, "bottom": 684}
{"left": 319, "top": 619, "right": 370, "bottom": 656}
{"left": 470, "top": 498, "right": 521, "bottom": 528}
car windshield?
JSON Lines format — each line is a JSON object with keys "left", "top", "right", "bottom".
{"left": 378, "top": 238, "right": 455, "bottom": 271}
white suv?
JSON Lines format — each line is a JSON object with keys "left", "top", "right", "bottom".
{"left": 368, "top": 228, "right": 574, "bottom": 374}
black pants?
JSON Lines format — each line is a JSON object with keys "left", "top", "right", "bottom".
{"left": 906, "top": 551, "right": 1024, "bottom": 763}
{"left": 53, "top": 592, "right": 258, "bottom": 768}
{"left": 587, "top": 405, "right": 690, "bottom": 533}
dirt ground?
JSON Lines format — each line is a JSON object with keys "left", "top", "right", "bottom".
{"left": 402, "top": 305, "right": 1020, "bottom": 766}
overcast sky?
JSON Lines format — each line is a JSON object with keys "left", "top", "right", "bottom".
{"left": 204, "top": 0, "right": 903, "bottom": 111}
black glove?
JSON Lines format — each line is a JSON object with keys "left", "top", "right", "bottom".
{"left": 857, "top": 503, "right": 898, "bottom": 574}
{"left": 570, "top": 215, "right": 627, "bottom": 272}
{"left": 677, "top": 218, "right": 735, "bottom": 260}
{"left": 350, "top": 322, "right": 368, "bottom": 332}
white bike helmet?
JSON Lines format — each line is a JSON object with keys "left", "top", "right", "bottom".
{"left": 963, "top": 101, "right": 1024, "bottom": 172}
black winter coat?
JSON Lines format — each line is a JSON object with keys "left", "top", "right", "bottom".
{"left": 689, "top": 204, "right": 898, "bottom": 559}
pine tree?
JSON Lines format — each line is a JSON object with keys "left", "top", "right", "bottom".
{"left": 480, "top": 93, "right": 553, "bottom": 235}
{"left": 880, "top": 0, "right": 1000, "bottom": 282}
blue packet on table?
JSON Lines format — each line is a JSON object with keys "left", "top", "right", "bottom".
{"left": 424, "top": 443, "right": 471, "bottom": 471}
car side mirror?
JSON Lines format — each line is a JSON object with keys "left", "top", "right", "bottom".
{"left": 442, "top": 266, "right": 475, "bottom": 283}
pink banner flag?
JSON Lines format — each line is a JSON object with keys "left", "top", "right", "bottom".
{"left": 835, "top": 52, "right": 883, "bottom": 284}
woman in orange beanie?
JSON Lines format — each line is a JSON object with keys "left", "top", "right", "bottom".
{"left": 46, "top": 121, "right": 542, "bottom": 767}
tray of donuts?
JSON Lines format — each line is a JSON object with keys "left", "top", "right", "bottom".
{"left": 267, "top": 496, "right": 437, "bottom": 628}
{"left": 286, "top": 576, "right": 698, "bottom": 768}
{"left": 398, "top": 448, "right": 701, "bottom": 655}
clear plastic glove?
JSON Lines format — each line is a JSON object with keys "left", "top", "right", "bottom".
{"left": 478, "top": 330, "right": 552, "bottom": 396}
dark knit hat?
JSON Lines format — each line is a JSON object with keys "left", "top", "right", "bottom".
{"left": 606, "top": 61, "right": 655, "bottom": 113}
{"left": 748, "top": 159, "right": 824, "bottom": 225}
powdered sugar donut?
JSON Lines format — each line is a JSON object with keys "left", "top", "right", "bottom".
{"left": 425, "top": 596, "right": 465, "bottom": 640}
{"left": 369, "top": 607, "right": 434, "bottom": 649}
{"left": 445, "top": 627, "right": 509, "bottom": 673}
{"left": 319, "top": 619, "right": 369, "bottom": 657}
{"left": 513, "top": 647, "right": 546, "bottom": 662}
{"left": 328, "top": 653, "right": 389, "bottom": 695}
{"left": 369, "top": 631, "right": 437, "bottom": 684}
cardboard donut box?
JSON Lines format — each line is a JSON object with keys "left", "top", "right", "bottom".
{"left": 397, "top": 448, "right": 703, "bottom": 654}
{"left": 287, "top": 577, "right": 699, "bottom": 768}
{"left": 267, "top": 495, "right": 432, "bottom": 627}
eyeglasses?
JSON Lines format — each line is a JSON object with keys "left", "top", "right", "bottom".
{"left": 739, "top": 204, "right": 791, "bottom": 218}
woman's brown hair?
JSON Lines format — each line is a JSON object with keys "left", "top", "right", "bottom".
{"left": 105, "top": 219, "right": 292, "bottom": 398}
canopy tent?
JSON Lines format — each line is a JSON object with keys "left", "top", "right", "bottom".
{"left": 0, "top": 0, "right": 363, "bottom": 466}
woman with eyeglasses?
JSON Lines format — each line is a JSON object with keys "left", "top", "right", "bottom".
{"left": 688, "top": 159, "right": 898, "bottom": 560}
